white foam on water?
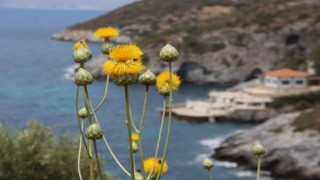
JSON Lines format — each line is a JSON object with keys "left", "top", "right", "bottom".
{"left": 215, "top": 160, "right": 238, "bottom": 168}
{"left": 235, "top": 170, "right": 254, "bottom": 177}
{"left": 63, "top": 64, "right": 78, "bottom": 80}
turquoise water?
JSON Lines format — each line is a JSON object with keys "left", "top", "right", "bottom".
{"left": 0, "top": 8, "right": 259, "bottom": 180}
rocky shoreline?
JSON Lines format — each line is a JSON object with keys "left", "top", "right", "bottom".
{"left": 213, "top": 111, "right": 320, "bottom": 180}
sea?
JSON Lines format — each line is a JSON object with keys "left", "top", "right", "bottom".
{"left": 0, "top": 7, "right": 268, "bottom": 180}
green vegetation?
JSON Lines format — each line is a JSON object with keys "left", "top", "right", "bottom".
{"left": 310, "top": 45, "right": 320, "bottom": 74}
{"left": 270, "top": 92, "right": 320, "bottom": 109}
{"left": 0, "top": 121, "right": 113, "bottom": 180}
{"left": 284, "top": 56, "right": 306, "bottom": 70}
{"left": 292, "top": 107, "right": 320, "bottom": 132}
{"left": 268, "top": 127, "right": 283, "bottom": 133}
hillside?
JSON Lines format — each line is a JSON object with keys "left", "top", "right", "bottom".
{"left": 53, "top": 0, "right": 320, "bottom": 84}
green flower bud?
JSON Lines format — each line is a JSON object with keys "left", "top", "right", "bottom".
{"left": 113, "top": 75, "right": 137, "bottom": 86}
{"left": 78, "top": 107, "right": 88, "bottom": 119}
{"left": 129, "top": 141, "right": 139, "bottom": 153}
{"left": 101, "top": 39, "right": 113, "bottom": 55}
{"left": 252, "top": 142, "right": 266, "bottom": 156}
{"left": 73, "top": 48, "right": 92, "bottom": 63}
{"left": 159, "top": 88, "right": 170, "bottom": 96}
{"left": 159, "top": 44, "right": 179, "bottom": 62}
{"left": 85, "top": 123, "right": 103, "bottom": 140}
{"left": 75, "top": 68, "right": 94, "bottom": 86}
{"left": 139, "top": 70, "right": 156, "bottom": 86}
{"left": 134, "top": 171, "right": 144, "bottom": 180}
{"left": 202, "top": 158, "right": 214, "bottom": 170}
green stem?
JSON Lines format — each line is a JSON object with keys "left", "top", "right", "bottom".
{"left": 91, "top": 75, "right": 110, "bottom": 115}
{"left": 129, "top": 104, "right": 139, "bottom": 133}
{"left": 77, "top": 120, "right": 84, "bottom": 180}
{"left": 84, "top": 86, "right": 130, "bottom": 177}
{"left": 208, "top": 169, "right": 213, "bottom": 180}
{"left": 82, "top": 86, "right": 94, "bottom": 180}
{"left": 147, "top": 97, "right": 166, "bottom": 179}
{"left": 102, "top": 136, "right": 131, "bottom": 177}
{"left": 256, "top": 156, "right": 261, "bottom": 180}
{"left": 156, "top": 62, "right": 173, "bottom": 180}
{"left": 137, "top": 86, "right": 149, "bottom": 179}
{"left": 94, "top": 140, "right": 103, "bottom": 180}
{"left": 124, "top": 86, "right": 136, "bottom": 180}
{"left": 75, "top": 86, "right": 90, "bottom": 157}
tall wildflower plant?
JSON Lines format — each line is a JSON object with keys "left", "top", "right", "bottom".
{"left": 73, "top": 27, "right": 181, "bottom": 180}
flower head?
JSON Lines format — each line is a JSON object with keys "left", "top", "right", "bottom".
{"left": 102, "top": 60, "right": 144, "bottom": 77}
{"left": 94, "top": 27, "right": 119, "bottom": 38}
{"left": 73, "top": 40, "right": 89, "bottom": 50}
{"left": 109, "top": 44, "right": 143, "bottom": 62}
{"left": 143, "top": 157, "right": 168, "bottom": 174}
{"left": 156, "top": 72, "right": 181, "bottom": 92}
{"left": 131, "top": 133, "right": 139, "bottom": 142}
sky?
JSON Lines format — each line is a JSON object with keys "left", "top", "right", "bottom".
{"left": 0, "top": 0, "right": 135, "bottom": 10}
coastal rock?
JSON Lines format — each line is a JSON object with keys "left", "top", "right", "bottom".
{"left": 213, "top": 112, "right": 320, "bottom": 179}
{"left": 53, "top": 0, "right": 320, "bottom": 84}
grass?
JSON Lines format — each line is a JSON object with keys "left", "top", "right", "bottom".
{"left": 268, "top": 127, "right": 284, "bottom": 133}
{"left": 292, "top": 107, "right": 320, "bottom": 132}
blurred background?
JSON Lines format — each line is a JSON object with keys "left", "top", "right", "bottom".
{"left": 1, "top": 0, "right": 320, "bottom": 179}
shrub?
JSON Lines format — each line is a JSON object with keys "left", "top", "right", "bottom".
{"left": 0, "top": 121, "right": 113, "bottom": 180}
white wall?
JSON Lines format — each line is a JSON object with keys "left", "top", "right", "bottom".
{"left": 264, "top": 76, "right": 307, "bottom": 88}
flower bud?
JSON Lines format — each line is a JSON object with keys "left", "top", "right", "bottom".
{"left": 134, "top": 171, "right": 143, "bottom": 180}
{"left": 252, "top": 142, "right": 266, "bottom": 156}
{"left": 73, "top": 48, "right": 92, "bottom": 63}
{"left": 101, "top": 39, "right": 113, "bottom": 55}
{"left": 78, "top": 107, "right": 88, "bottom": 119}
{"left": 74, "top": 68, "right": 94, "bottom": 86}
{"left": 159, "top": 44, "right": 179, "bottom": 62}
{"left": 159, "top": 88, "right": 170, "bottom": 96}
{"left": 113, "top": 75, "right": 137, "bottom": 86}
{"left": 202, "top": 158, "right": 214, "bottom": 170}
{"left": 129, "top": 141, "right": 139, "bottom": 153}
{"left": 85, "top": 123, "right": 103, "bottom": 140}
{"left": 139, "top": 70, "right": 156, "bottom": 86}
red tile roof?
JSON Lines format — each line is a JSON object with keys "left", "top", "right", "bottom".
{"left": 264, "top": 68, "right": 309, "bottom": 77}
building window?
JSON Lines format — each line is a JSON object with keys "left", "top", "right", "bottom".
{"left": 282, "top": 80, "right": 290, "bottom": 85}
{"left": 296, "top": 80, "right": 304, "bottom": 85}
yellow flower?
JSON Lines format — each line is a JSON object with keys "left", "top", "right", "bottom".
{"left": 102, "top": 60, "right": 144, "bottom": 77}
{"left": 73, "top": 40, "right": 89, "bottom": 50}
{"left": 94, "top": 27, "right": 119, "bottom": 38}
{"left": 131, "top": 133, "right": 139, "bottom": 141}
{"left": 143, "top": 157, "right": 168, "bottom": 174}
{"left": 156, "top": 72, "right": 181, "bottom": 92}
{"left": 109, "top": 44, "right": 143, "bottom": 62}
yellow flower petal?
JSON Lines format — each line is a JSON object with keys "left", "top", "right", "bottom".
{"left": 94, "top": 27, "right": 119, "bottom": 38}
{"left": 143, "top": 157, "right": 168, "bottom": 174}
{"left": 156, "top": 71, "right": 181, "bottom": 92}
{"left": 73, "top": 40, "right": 89, "bottom": 50}
{"left": 102, "top": 60, "right": 145, "bottom": 77}
{"left": 109, "top": 44, "right": 143, "bottom": 62}
{"left": 131, "top": 133, "right": 139, "bottom": 141}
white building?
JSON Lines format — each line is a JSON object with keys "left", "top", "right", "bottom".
{"left": 262, "top": 68, "right": 309, "bottom": 88}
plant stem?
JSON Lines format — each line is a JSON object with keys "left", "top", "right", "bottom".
{"left": 75, "top": 86, "right": 90, "bottom": 156}
{"left": 137, "top": 85, "right": 149, "bottom": 179}
{"left": 208, "top": 169, "right": 213, "bottom": 180}
{"left": 94, "top": 140, "right": 103, "bottom": 180}
{"left": 82, "top": 86, "right": 94, "bottom": 180}
{"left": 256, "top": 156, "right": 261, "bottom": 180}
{"left": 124, "top": 85, "right": 136, "bottom": 180}
{"left": 147, "top": 97, "right": 166, "bottom": 179}
{"left": 156, "top": 62, "right": 173, "bottom": 180}
{"left": 77, "top": 120, "right": 84, "bottom": 180}
{"left": 91, "top": 75, "right": 110, "bottom": 114}
{"left": 102, "top": 136, "right": 131, "bottom": 177}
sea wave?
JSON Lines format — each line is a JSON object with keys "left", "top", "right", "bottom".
{"left": 234, "top": 170, "right": 254, "bottom": 177}
{"left": 63, "top": 64, "right": 78, "bottom": 80}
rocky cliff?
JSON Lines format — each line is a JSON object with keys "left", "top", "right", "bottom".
{"left": 213, "top": 111, "right": 320, "bottom": 179}
{"left": 53, "top": 0, "right": 320, "bottom": 84}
